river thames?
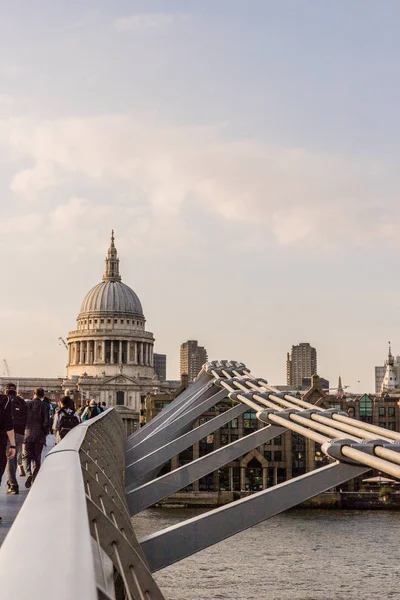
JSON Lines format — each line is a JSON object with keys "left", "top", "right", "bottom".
{"left": 133, "top": 508, "right": 400, "bottom": 600}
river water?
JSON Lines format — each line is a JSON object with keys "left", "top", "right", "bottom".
{"left": 133, "top": 508, "right": 400, "bottom": 600}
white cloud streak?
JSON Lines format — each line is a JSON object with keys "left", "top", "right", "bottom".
{"left": 0, "top": 113, "right": 399, "bottom": 250}
{"left": 114, "top": 13, "right": 187, "bottom": 32}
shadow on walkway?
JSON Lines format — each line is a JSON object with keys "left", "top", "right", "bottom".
{"left": 0, "top": 435, "right": 55, "bottom": 546}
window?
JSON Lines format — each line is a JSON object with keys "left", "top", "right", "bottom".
{"left": 379, "top": 422, "right": 386, "bottom": 429}
{"left": 121, "top": 319, "right": 124, "bottom": 324}
{"left": 379, "top": 407, "right": 386, "bottom": 417}
{"left": 89, "top": 320, "right": 92, "bottom": 325}
{"left": 274, "top": 435, "right": 282, "bottom": 445}
{"left": 127, "top": 320, "right": 130, "bottom": 324}
{"left": 220, "top": 434, "right": 229, "bottom": 445}
{"left": 243, "top": 410, "right": 257, "bottom": 429}
{"left": 359, "top": 395, "right": 373, "bottom": 423}
{"left": 274, "top": 451, "right": 282, "bottom": 462}
{"left": 231, "top": 418, "right": 238, "bottom": 429}
{"left": 108, "top": 319, "right": 111, "bottom": 323}
{"left": 264, "top": 450, "right": 272, "bottom": 461}
{"left": 101, "top": 319, "right": 104, "bottom": 324}
{"left": 388, "top": 422, "right": 396, "bottom": 431}
{"left": 230, "top": 434, "right": 238, "bottom": 442}
{"left": 114, "top": 319, "right": 117, "bottom": 323}
{"left": 388, "top": 407, "right": 395, "bottom": 417}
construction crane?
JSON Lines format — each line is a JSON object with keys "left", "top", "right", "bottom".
{"left": 2, "top": 359, "right": 10, "bottom": 377}
{"left": 58, "top": 337, "right": 68, "bottom": 350}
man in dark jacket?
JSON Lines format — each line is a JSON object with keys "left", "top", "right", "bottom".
{"left": 5, "top": 383, "right": 27, "bottom": 494}
{"left": 0, "top": 393, "right": 16, "bottom": 519}
{"left": 22, "top": 387, "right": 50, "bottom": 488}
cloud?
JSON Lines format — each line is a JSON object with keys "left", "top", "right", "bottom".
{"left": 1, "top": 113, "right": 400, "bottom": 251}
{"left": 0, "top": 213, "right": 44, "bottom": 235}
{"left": 114, "top": 13, "right": 187, "bottom": 32}
{"left": 10, "top": 162, "right": 58, "bottom": 201}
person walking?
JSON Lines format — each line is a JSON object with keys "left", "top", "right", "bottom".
{"left": 52, "top": 397, "right": 79, "bottom": 444}
{"left": 5, "top": 383, "right": 27, "bottom": 495}
{"left": 0, "top": 393, "right": 16, "bottom": 519}
{"left": 81, "top": 399, "right": 101, "bottom": 421}
{"left": 22, "top": 388, "right": 50, "bottom": 488}
{"left": 63, "top": 389, "right": 75, "bottom": 411}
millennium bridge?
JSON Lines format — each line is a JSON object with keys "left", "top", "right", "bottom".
{"left": 1, "top": 360, "right": 399, "bottom": 599}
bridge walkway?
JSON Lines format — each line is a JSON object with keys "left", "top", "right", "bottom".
{"left": 0, "top": 436, "right": 54, "bottom": 546}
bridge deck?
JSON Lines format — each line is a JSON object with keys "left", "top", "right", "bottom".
{"left": 0, "top": 437, "right": 54, "bottom": 546}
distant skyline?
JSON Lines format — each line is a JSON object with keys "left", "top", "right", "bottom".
{"left": 1, "top": 2, "right": 400, "bottom": 391}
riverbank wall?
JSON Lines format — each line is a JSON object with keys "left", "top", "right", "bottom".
{"left": 157, "top": 491, "right": 400, "bottom": 510}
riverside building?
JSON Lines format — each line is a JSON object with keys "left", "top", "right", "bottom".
{"left": 144, "top": 374, "right": 400, "bottom": 501}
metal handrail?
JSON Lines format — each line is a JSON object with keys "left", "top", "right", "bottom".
{"left": 0, "top": 408, "right": 164, "bottom": 600}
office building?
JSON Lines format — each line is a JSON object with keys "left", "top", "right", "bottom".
{"left": 154, "top": 353, "right": 167, "bottom": 381}
{"left": 180, "top": 340, "right": 208, "bottom": 382}
{"left": 286, "top": 342, "right": 317, "bottom": 387}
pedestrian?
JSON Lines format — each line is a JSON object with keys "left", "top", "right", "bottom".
{"left": 77, "top": 399, "right": 89, "bottom": 419}
{"left": 52, "top": 397, "right": 79, "bottom": 443}
{"left": 22, "top": 388, "right": 50, "bottom": 488}
{"left": 42, "top": 394, "right": 52, "bottom": 446}
{"left": 0, "top": 393, "right": 16, "bottom": 519}
{"left": 81, "top": 399, "right": 101, "bottom": 421}
{"left": 97, "top": 401, "right": 103, "bottom": 413}
{"left": 101, "top": 402, "right": 107, "bottom": 411}
{"left": 5, "top": 383, "right": 27, "bottom": 495}
{"left": 63, "top": 389, "right": 75, "bottom": 411}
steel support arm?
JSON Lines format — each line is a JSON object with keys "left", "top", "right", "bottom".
{"left": 126, "top": 374, "right": 213, "bottom": 449}
{"left": 126, "top": 403, "right": 248, "bottom": 490}
{"left": 127, "top": 425, "right": 286, "bottom": 515}
{"left": 125, "top": 388, "right": 228, "bottom": 471}
{"left": 140, "top": 461, "right": 369, "bottom": 572}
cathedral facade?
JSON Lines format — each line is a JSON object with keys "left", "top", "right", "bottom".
{"left": 1, "top": 233, "right": 176, "bottom": 415}
{"left": 63, "top": 232, "right": 170, "bottom": 410}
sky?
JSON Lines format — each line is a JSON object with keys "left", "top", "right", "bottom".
{"left": 0, "top": 1, "right": 399, "bottom": 391}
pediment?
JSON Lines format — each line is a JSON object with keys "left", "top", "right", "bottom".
{"left": 101, "top": 374, "right": 140, "bottom": 387}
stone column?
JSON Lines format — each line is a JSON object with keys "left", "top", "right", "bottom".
{"left": 78, "top": 342, "right": 82, "bottom": 364}
{"left": 263, "top": 467, "right": 268, "bottom": 489}
{"left": 119, "top": 340, "right": 122, "bottom": 364}
{"left": 93, "top": 341, "right": 97, "bottom": 363}
{"left": 140, "top": 342, "right": 144, "bottom": 365}
{"left": 150, "top": 345, "right": 154, "bottom": 367}
{"left": 144, "top": 343, "right": 148, "bottom": 365}
{"left": 68, "top": 344, "right": 71, "bottom": 365}
{"left": 134, "top": 342, "right": 138, "bottom": 364}
{"left": 127, "top": 342, "right": 130, "bottom": 363}
{"left": 273, "top": 467, "right": 278, "bottom": 487}
{"left": 111, "top": 341, "right": 114, "bottom": 364}
{"left": 240, "top": 466, "right": 246, "bottom": 491}
{"left": 102, "top": 340, "right": 106, "bottom": 363}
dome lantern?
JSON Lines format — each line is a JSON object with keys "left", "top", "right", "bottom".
{"left": 103, "top": 229, "right": 121, "bottom": 282}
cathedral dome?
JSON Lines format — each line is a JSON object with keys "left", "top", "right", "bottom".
{"left": 78, "top": 231, "right": 144, "bottom": 318}
{"left": 79, "top": 280, "right": 143, "bottom": 317}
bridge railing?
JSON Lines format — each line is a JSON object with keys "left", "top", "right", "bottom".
{"left": 0, "top": 408, "right": 165, "bottom": 600}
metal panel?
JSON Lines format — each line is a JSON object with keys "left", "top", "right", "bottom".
{"left": 0, "top": 452, "right": 98, "bottom": 600}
